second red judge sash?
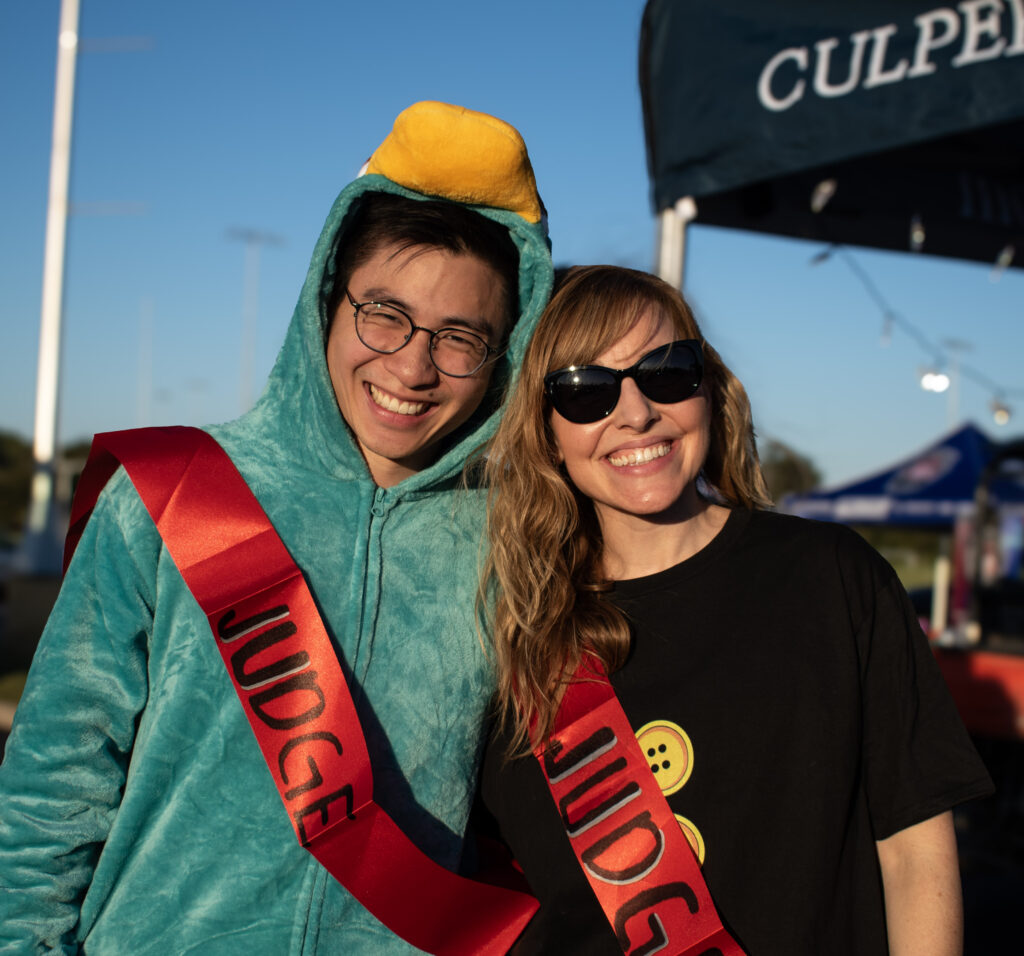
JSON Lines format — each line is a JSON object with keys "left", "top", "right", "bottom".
{"left": 536, "top": 656, "right": 747, "bottom": 956}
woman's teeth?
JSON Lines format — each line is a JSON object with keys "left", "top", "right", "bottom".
{"left": 608, "top": 443, "right": 671, "bottom": 467}
{"left": 369, "top": 384, "right": 428, "bottom": 416}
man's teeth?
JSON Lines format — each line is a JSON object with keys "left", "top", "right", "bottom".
{"left": 608, "top": 443, "right": 671, "bottom": 467}
{"left": 369, "top": 384, "right": 428, "bottom": 416}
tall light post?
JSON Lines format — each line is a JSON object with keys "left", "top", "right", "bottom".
{"left": 228, "top": 228, "right": 283, "bottom": 414}
{"left": 19, "top": 0, "right": 81, "bottom": 575}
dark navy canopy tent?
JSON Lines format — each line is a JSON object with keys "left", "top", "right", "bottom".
{"left": 640, "top": 0, "right": 1024, "bottom": 272}
{"left": 781, "top": 423, "right": 1024, "bottom": 526}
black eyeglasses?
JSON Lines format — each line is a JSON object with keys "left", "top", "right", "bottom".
{"left": 347, "top": 291, "right": 500, "bottom": 378}
{"left": 544, "top": 339, "right": 703, "bottom": 424}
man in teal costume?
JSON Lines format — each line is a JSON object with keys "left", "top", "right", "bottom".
{"left": 0, "top": 102, "right": 553, "bottom": 953}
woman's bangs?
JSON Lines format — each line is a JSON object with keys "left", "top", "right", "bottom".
{"left": 545, "top": 289, "right": 653, "bottom": 372}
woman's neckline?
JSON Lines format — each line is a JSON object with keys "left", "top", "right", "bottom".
{"left": 610, "top": 506, "right": 754, "bottom": 594}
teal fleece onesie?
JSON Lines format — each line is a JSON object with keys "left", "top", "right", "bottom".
{"left": 0, "top": 107, "right": 553, "bottom": 953}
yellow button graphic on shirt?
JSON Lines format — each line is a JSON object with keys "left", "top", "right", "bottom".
{"left": 675, "top": 814, "right": 706, "bottom": 865}
{"left": 635, "top": 719, "right": 693, "bottom": 796}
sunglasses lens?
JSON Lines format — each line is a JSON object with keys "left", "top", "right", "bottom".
{"left": 636, "top": 343, "right": 702, "bottom": 403}
{"left": 548, "top": 370, "right": 619, "bottom": 424}
{"left": 546, "top": 341, "right": 704, "bottom": 425}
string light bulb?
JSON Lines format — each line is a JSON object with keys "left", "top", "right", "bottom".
{"left": 920, "top": 368, "right": 950, "bottom": 393}
{"left": 910, "top": 214, "right": 925, "bottom": 252}
{"left": 990, "top": 244, "right": 1015, "bottom": 282}
{"left": 810, "top": 179, "right": 837, "bottom": 214}
{"left": 991, "top": 399, "right": 1012, "bottom": 426}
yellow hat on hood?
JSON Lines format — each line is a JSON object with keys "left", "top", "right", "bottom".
{"left": 365, "top": 101, "right": 544, "bottom": 225}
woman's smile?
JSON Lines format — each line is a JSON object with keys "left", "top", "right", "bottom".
{"left": 606, "top": 440, "right": 674, "bottom": 468}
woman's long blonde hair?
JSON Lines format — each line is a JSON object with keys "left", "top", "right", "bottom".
{"left": 482, "top": 265, "right": 771, "bottom": 752}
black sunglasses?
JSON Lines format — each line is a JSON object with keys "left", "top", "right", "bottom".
{"left": 544, "top": 339, "right": 703, "bottom": 424}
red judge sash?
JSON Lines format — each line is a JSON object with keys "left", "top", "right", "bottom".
{"left": 537, "top": 657, "right": 747, "bottom": 956}
{"left": 64, "top": 426, "right": 537, "bottom": 956}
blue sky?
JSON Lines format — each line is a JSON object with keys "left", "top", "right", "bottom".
{"left": 2, "top": 0, "right": 1022, "bottom": 487}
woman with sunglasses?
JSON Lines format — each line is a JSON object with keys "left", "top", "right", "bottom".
{"left": 477, "top": 265, "right": 991, "bottom": 955}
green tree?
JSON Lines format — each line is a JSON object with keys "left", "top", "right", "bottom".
{"left": 0, "top": 432, "right": 32, "bottom": 543}
{"left": 760, "top": 438, "right": 823, "bottom": 502}
{"left": 0, "top": 433, "right": 94, "bottom": 545}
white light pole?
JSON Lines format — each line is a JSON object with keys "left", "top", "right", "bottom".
{"left": 228, "top": 228, "right": 283, "bottom": 414}
{"left": 19, "top": 0, "right": 81, "bottom": 574}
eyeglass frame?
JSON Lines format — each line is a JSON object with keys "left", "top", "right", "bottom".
{"left": 346, "top": 290, "right": 502, "bottom": 378}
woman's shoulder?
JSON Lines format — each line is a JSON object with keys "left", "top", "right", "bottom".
{"left": 744, "top": 509, "right": 896, "bottom": 580}
{"left": 748, "top": 508, "right": 873, "bottom": 548}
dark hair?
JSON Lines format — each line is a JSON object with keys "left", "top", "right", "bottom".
{"left": 324, "top": 191, "right": 520, "bottom": 331}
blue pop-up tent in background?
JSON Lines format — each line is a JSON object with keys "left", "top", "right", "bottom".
{"left": 780, "top": 422, "right": 1024, "bottom": 527}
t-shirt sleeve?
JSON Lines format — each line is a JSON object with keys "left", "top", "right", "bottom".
{"left": 851, "top": 543, "right": 993, "bottom": 841}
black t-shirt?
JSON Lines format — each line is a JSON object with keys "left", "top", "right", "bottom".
{"left": 480, "top": 509, "right": 993, "bottom": 955}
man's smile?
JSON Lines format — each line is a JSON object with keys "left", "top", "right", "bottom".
{"left": 368, "top": 383, "right": 431, "bottom": 417}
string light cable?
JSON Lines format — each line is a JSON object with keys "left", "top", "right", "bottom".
{"left": 810, "top": 244, "right": 1024, "bottom": 423}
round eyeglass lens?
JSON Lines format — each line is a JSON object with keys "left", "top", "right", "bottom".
{"left": 430, "top": 330, "right": 489, "bottom": 376}
{"left": 355, "top": 305, "right": 411, "bottom": 352}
